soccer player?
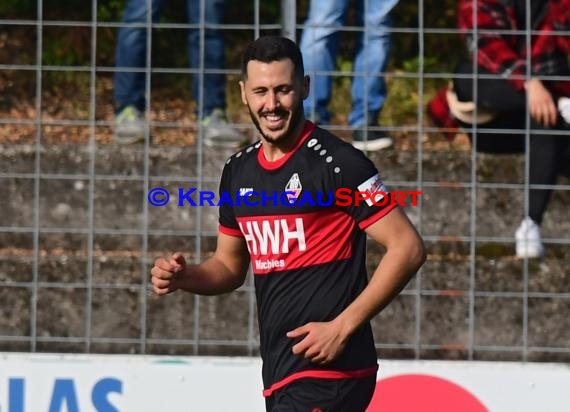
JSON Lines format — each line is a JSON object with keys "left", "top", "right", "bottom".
{"left": 150, "top": 36, "right": 426, "bottom": 411}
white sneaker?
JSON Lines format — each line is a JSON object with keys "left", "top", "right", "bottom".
{"left": 115, "top": 106, "right": 145, "bottom": 144}
{"left": 515, "top": 217, "right": 544, "bottom": 259}
{"left": 351, "top": 128, "right": 393, "bottom": 152}
{"left": 558, "top": 97, "right": 570, "bottom": 124}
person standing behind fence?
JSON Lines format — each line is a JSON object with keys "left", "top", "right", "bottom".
{"left": 427, "top": 0, "right": 570, "bottom": 259}
{"left": 113, "top": 0, "right": 246, "bottom": 147}
{"left": 299, "top": 0, "right": 399, "bottom": 151}
{"left": 150, "top": 36, "right": 425, "bottom": 410}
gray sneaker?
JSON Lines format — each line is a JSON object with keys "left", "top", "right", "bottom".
{"left": 115, "top": 106, "right": 145, "bottom": 144}
{"left": 202, "top": 108, "right": 247, "bottom": 148}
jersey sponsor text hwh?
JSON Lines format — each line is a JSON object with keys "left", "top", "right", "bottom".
{"left": 239, "top": 217, "right": 307, "bottom": 255}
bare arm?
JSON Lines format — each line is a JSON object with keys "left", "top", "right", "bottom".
{"left": 151, "top": 232, "right": 250, "bottom": 296}
{"left": 334, "top": 207, "right": 426, "bottom": 338}
{"left": 288, "top": 207, "right": 426, "bottom": 364}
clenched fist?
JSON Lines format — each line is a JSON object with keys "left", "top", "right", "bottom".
{"left": 150, "top": 252, "right": 186, "bottom": 296}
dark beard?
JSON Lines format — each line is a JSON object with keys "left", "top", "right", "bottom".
{"left": 248, "top": 102, "right": 304, "bottom": 145}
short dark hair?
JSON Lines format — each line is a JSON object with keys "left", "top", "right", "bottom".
{"left": 241, "top": 36, "right": 304, "bottom": 81}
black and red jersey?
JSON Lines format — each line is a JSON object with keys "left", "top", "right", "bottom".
{"left": 218, "top": 121, "right": 395, "bottom": 397}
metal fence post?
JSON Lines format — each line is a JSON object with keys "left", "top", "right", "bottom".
{"left": 281, "top": 0, "right": 296, "bottom": 42}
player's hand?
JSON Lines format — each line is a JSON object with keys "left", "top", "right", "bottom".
{"left": 526, "top": 78, "right": 558, "bottom": 127}
{"left": 150, "top": 252, "right": 186, "bottom": 296}
{"left": 287, "top": 321, "right": 348, "bottom": 365}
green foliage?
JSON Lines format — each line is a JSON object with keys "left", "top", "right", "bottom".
{"left": 0, "top": 0, "right": 35, "bottom": 18}
{"left": 43, "top": 39, "right": 78, "bottom": 66}
{"left": 97, "top": 0, "right": 126, "bottom": 22}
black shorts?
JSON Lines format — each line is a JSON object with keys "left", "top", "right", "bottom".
{"left": 265, "top": 376, "right": 376, "bottom": 412}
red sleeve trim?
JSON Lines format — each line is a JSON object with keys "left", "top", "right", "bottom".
{"left": 357, "top": 203, "right": 397, "bottom": 230}
{"left": 218, "top": 224, "right": 243, "bottom": 237}
{"left": 262, "top": 365, "right": 378, "bottom": 397}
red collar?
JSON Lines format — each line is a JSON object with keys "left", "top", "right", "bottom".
{"left": 257, "top": 121, "right": 315, "bottom": 171}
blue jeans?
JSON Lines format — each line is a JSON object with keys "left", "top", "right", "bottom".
{"left": 299, "top": 0, "right": 398, "bottom": 127}
{"left": 114, "top": 0, "right": 226, "bottom": 118}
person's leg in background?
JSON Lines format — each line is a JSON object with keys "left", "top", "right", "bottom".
{"left": 114, "top": 0, "right": 165, "bottom": 143}
{"left": 299, "top": 0, "right": 350, "bottom": 125}
{"left": 450, "top": 62, "right": 554, "bottom": 258}
{"left": 350, "top": 0, "right": 399, "bottom": 151}
{"left": 453, "top": 61, "right": 527, "bottom": 113}
{"left": 188, "top": 0, "right": 245, "bottom": 147}
{"left": 516, "top": 125, "right": 569, "bottom": 258}
{"left": 432, "top": 61, "right": 570, "bottom": 257}
{"left": 462, "top": 115, "right": 566, "bottom": 259}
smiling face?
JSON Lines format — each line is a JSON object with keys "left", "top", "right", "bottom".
{"left": 240, "top": 58, "right": 309, "bottom": 148}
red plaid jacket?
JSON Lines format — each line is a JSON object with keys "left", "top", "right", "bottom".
{"left": 458, "top": 0, "right": 570, "bottom": 96}
{"left": 428, "top": 0, "right": 570, "bottom": 137}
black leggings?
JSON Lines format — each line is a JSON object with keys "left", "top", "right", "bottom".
{"left": 453, "top": 62, "right": 569, "bottom": 224}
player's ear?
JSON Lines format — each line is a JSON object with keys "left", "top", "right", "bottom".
{"left": 239, "top": 80, "right": 247, "bottom": 105}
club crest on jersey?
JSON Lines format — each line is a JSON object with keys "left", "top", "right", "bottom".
{"left": 239, "top": 187, "right": 254, "bottom": 196}
{"left": 285, "top": 173, "right": 302, "bottom": 204}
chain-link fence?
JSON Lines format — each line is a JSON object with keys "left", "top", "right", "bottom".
{"left": 0, "top": 0, "right": 568, "bottom": 362}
